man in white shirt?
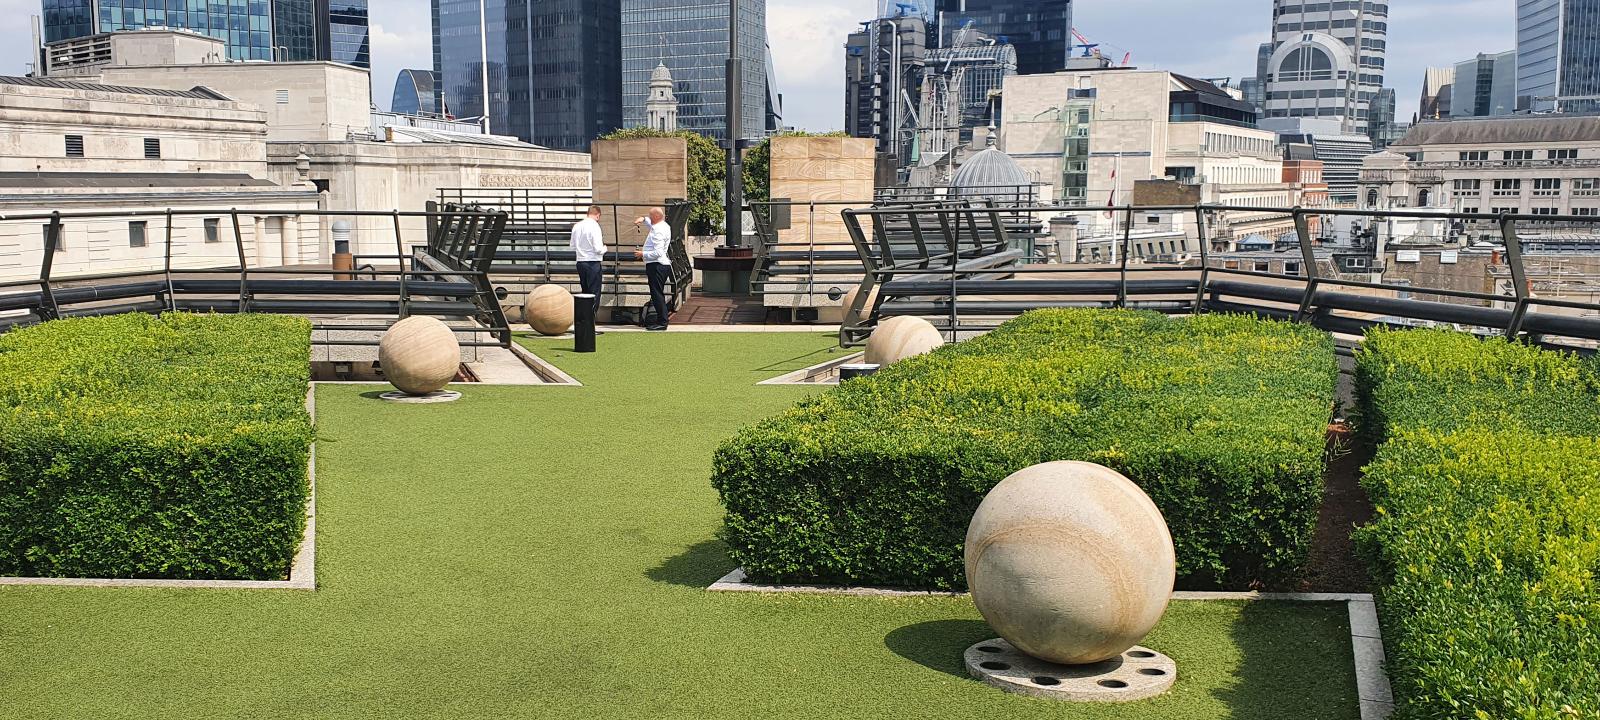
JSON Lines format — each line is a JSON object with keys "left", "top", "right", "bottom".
{"left": 570, "top": 205, "right": 607, "bottom": 322}
{"left": 633, "top": 207, "right": 673, "bottom": 331}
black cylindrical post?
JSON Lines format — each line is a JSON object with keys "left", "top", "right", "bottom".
{"left": 573, "top": 293, "right": 596, "bottom": 353}
{"left": 724, "top": 0, "right": 744, "bottom": 248}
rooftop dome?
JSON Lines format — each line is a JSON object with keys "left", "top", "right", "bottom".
{"left": 952, "top": 146, "right": 1030, "bottom": 198}
{"left": 651, "top": 62, "right": 673, "bottom": 83}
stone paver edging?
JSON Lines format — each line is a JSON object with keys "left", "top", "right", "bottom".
{"left": 709, "top": 568, "right": 1393, "bottom": 719}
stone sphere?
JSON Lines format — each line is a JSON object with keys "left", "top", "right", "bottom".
{"left": 840, "top": 285, "right": 879, "bottom": 326}
{"left": 378, "top": 316, "right": 460, "bottom": 395}
{"left": 525, "top": 284, "right": 575, "bottom": 336}
{"left": 863, "top": 315, "right": 945, "bottom": 366}
{"left": 503, "top": 303, "right": 525, "bottom": 324}
{"left": 964, "top": 461, "right": 1175, "bottom": 665}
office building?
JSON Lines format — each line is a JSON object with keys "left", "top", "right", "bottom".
{"left": 41, "top": 0, "right": 368, "bottom": 67}
{"left": 432, "top": 0, "right": 622, "bottom": 151}
{"left": 1517, "top": 0, "right": 1600, "bottom": 112}
{"left": 1368, "top": 87, "right": 1400, "bottom": 149}
{"left": 1275, "top": 132, "right": 1373, "bottom": 205}
{"left": 933, "top": 0, "right": 1071, "bottom": 76}
{"left": 921, "top": 43, "right": 1017, "bottom": 151}
{"left": 619, "top": 0, "right": 768, "bottom": 141}
{"left": 392, "top": 69, "right": 441, "bottom": 117}
{"left": 1419, "top": 67, "right": 1454, "bottom": 121}
{"left": 1451, "top": 51, "right": 1516, "bottom": 118}
{"left": 844, "top": 14, "right": 928, "bottom": 162}
{"left": 1259, "top": 0, "right": 1389, "bottom": 135}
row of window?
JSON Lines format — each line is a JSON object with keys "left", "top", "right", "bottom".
{"left": 1451, "top": 178, "right": 1600, "bottom": 197}
{"left": 64, "top": 134, "right": 161, "bottom": 159}
{"left": 1456, "top": 149, "right": 1581, "bottom": 163}
{"left": 45, "top": 218, "right": 222, "bottom": 251}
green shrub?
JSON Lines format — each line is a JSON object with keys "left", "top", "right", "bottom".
{"left": 1355, "top": 328, "right": 1600, "bottom": 719}
{"left": 0, "top": 313, "right": 314, "bottom": 581}
{"left": 713, "top": 310, "right": 1338, "bottom": 590}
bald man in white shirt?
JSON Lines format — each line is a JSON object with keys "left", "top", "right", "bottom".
{"left": 570, "top": 205, "right": 607, "bottom": 322}
{"left": 633, "top": 207, "right": 673, "bottom": 331}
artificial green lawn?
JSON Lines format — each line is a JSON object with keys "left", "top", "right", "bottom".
{"left": 0, "top": 332, "right": 1358, "bottom": 719}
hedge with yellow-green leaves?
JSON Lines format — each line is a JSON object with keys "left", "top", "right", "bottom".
{"left": 0, "top": 313, "right": 314, "bottom": 581}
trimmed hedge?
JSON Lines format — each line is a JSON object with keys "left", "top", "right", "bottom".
{"left": 713, "top": 310, "right": 1338, "bottom": 590}
{"left": 0, "top": 313, "right": 314, "bottom": 581}
{"left": 1355, "top": 329, "right": 1600, "bottom": 719}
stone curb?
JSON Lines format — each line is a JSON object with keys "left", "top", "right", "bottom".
{"left": 709, "top": 568, "right": 1394, "bottom": 719}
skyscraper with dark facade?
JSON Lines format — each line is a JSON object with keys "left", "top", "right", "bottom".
{"left": 432, "top": 0, "right": 622, "bottom": 151}
{"left": 933, "top": 0, "right": 1071, "bottom": 76}
{"left": 620, "top": 0, "right": 768, "bottom": 141}
{"left": 42, "top": 0, "right": 368, "bottom": 68}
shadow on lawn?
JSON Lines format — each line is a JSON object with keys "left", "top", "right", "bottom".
{"left": 646, "top": 539, "right": 735, "bottom": 588}
{"left": 1212, "top": 601, "right": 1360, "bottom": 720}
{"left": 883, "top": 620, "right": 993, "bottom": 678}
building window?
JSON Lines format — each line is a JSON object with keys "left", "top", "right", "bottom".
{"left": 1574, "top": 207, "right": 1599, "bottom": 217}
{"left": 1458, "top": 151, "right": 1488, "bottom": 164}
{"left": 1452, "top": 179, "right": 1481, "bottom": 196}
{"left": 1492, "top": 179, "right": 1522, "bottom": 197}
{"left": 143, "top": 138, "right": 161, "bottom": 159}
{"left": 204, "top": 218, "right": 221, "bottom": 243}
{"left": 65, "top": 134, "right": 84, "bottom": 158}
{"left": 1574, "top": 178, "right": 1600, "bottom": 197}
{"left": 128, "top": 221, "right": 147, "bottom": 248}
{"left": 1503, "top": 150, "right": 1534, "bottom": 165}
{"left": 1254, "top": 261, "right": 1271, "bottom": 273}
{"left": 1549, "top": 149, "right": 1578, "bottom": 161}
{"left": 1461, "top": 207, "right": 1479, "bottom": 215}
{"left": 1285, "top": 262, "right": 1301, "bottom": 276}
{"left": 1532, "top": 207, "right": 1559, "bottom": 215}
{"left": 1533, "top": 178, "right": 1562, "bottom": 197}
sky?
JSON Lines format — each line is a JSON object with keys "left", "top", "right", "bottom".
{"left": 0, "top": 0, "right": 1516, "bottom": 131}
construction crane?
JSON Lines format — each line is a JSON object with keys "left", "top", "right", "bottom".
{"left": 1071, "top": 27, "right": 1133, "bottom": 67}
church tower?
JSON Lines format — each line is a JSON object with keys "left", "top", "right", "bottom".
{"left": 644, "top": 62, "right": 679, "bottom": 132}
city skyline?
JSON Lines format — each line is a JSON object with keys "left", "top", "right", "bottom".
{"left": 0, "top": 0, "right": 1517, "bottom": 134}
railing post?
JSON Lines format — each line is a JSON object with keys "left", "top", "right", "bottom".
{"left": 1500, "top": 214, "right": 1532, "bottom": 339}
{"left": 231, "top": 209, "right": 250, "bottom": 313}
{"left": 1118, "top": 205, "right": 1133, "bottom": 309}
{"left": 1192, "top": 205, "right": 1211, "bottom": 315}
{"left": 37, "top": 211, "right": 62, "bottom": 321}
{"left": 393, "top": 209, "right": 410, "bottom": 319}
{"left": 807, "top": 202, "right": 816, "bottom": 305}
{"left": 948, "top": 209, "right": 959, "bottom": 342}
{"left": 162, "top": 208, "right": 177, "bottom": 311}
{"left": 1292, "top": 207, "right": 1321, "bottom": 323}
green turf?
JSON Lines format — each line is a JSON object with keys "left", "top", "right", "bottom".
{"left": 0, "top": 331, "right": 1358, "bottom": 719}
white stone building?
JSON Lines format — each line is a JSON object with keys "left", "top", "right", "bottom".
{"left": 0, "top": 76, "right": 321, "bottom": 284}
{"left": 1359, "top": 116, "right": 1600, "bottom": 219}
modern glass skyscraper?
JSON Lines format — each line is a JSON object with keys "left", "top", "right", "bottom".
{"left": 432, "top": 0, "right": 622, "bottom": 150}
{"left": 392, "top": 69, "right": 441, "bottom": 117}
{"left": 322, "top": 1, "right": 370, "bottom": 69}
{"left": 620, "top": 0, "right": 768, "bottom": 141}
{"left": 933, "top": 0, "right": 1071, "bottom": 76}
{"left": 42, "top": 0, "right": 368, "bottom": 67}
{"left": 1517, "top": 0, "right": 1600, "bottom": 112}
{"left": 44, "top": 0, "right": 276, "bottom": 60}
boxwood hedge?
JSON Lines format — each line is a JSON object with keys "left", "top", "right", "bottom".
{"left": 1355, "top": 329, "right": 1600, "bottom": 719}
{"left": 0, "top": 313, "right": 314, "bottom": 581}
{"left": 713, "top": 309, "right": 1338, "bottom": 590}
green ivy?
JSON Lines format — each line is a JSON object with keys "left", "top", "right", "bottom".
{"left": 0, "top": 313, "right": 314, "bottom": 581}
{"left": 712, "top": 309, "right": 1338, "bottom": 591}
{"left": 1354, "top": 329, "right": 1600, "bottom": 719}
{"left": 600, "top": 128, "right": 726, "bottom": 236}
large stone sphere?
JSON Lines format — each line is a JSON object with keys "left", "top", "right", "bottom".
{"left": 840, "top": 285, "right": 879, "bottom": 326}
{"left": 525, "top": 284, "right": 575, "bottom": 336}
{"left": 965, "top": 461, "right": 1175, "bottom": 665}
{"left": 378, "top": 316, "right": 460, "bottom": 395}
{"left": 863, "top": 315, "right": 945, "bottom": 366}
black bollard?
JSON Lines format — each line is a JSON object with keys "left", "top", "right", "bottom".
{"left": 573, "top": 293, "right": 596, "bottom": 353}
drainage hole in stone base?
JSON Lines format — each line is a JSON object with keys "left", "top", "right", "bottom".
{"left": 1098, "top": 680, "right": 1129, "bottom": 689}
{"left": 1127, "top": 650, "right": 1156, "bottom": 658}
{"left": 1139, "top": 668, "right": 1167, "bottom": 676}
{"left": 979, "top": 661, "right": 1011, "bottom": 671}
{"left": 1032, "top": 677, "right": 1062, "bottom": 687}
{"left": 977, "top": 646, "right": 1002, "bottom": 653}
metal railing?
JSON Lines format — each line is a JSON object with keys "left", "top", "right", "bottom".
{"left": 0, "top": 207, "right": 513, "bottom": 346}
{"left": 837, "top": 203, "right": 1600, "bottom": 352}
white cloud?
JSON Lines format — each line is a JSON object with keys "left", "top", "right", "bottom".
{"left": 766, "top": 1, "right": 859, "bottom": 131}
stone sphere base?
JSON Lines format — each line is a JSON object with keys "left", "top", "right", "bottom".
{"left": 964, "top": 639, "right": 1176, "bottom": 702}
{"left": 378, "top": 390, "right": 463, "bottom": 404}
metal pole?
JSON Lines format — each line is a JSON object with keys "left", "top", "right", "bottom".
{"left": 1193, "top": 205, "right": 1211, "bottom": 315}
{"left": 1292, "top": 207, "right": 1321, "bottom": 322}
{"left": 479, "top": 0, "right": 492, "bottom": 135}
{"left": 723, "top": 0, "right": 744, "bottom": 248}
{"left": 392, "top": 210, "right": 410, "bottom": 319}
{"left": 1500, "top": 214, "right": 1532, "bottom": 339}
{"left": 231, "top": 209, "right": 249, "bottom": 313}
{"left": 1118, "top": 206, "right": 1133, "bottom": 308}
{"left": 162, "top": 208, "right": 177, "bottom": 311}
